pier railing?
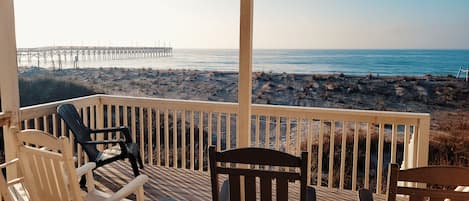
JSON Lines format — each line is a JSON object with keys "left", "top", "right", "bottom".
{"left": 17, "top": 46, "right": 173, "bottom": 69}
{"left": 18, "top": 94, "right": 429, "bottom": 194}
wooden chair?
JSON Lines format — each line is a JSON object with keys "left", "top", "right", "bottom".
{"left": 16, "top": 129, "right": 149, "bottom": 201}
{"left": 387, "top": 163, "right": 469, "bottom": 201}
{"left": 209, "top": 146, "right": 312, "bottom": 201}
{"left": 0, "top": 158, "right": 29, "bottom": 201}
{"left": 57, "top": 103, "right": 143, "bottom": 177}
{"left": 358, "top": 188, "right": 374, "bottom": 201}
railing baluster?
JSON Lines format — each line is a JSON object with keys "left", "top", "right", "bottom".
{"left": 107, "top": 105, "right": 112, "bottom": 146}
{"left": 139, "top": 107, "right": 144, "bottom": 166}
{"left": 265, "top": 116, "right": 270, "bottom": 149}
{"left": 376, "top": 123, "right": 385, "bottom": 194}
{"left": 116, "top": 105, "right": 121, "bottom": 140}
{"left": 34, "top": 118, "right": 39, "bottom": 129}
{"left": 412, "top": 124, "right": 418, "bottom": 168}
{"left": 297, "top": 118, "right": 302, "bottom": 155}
{"left": 391, "top": 122, "right": 398, "bottom": 163}
{"left": 339, "top": 121, "right": 347, "bottom": 189}
{"left": 60, "top": 119, "right": 66, "bottom": 137}
{"left": 182, "top": 110, "right": 186, "bottom": 169}
{"left": 43, "top": 115, "right": 48, "bottom": 132}
{"left": 164, "top": 109, "right": 170, "bottom": 167}
{"left": 131, "top": 106, "right": 136, "bottom": 143}
{"left": 275, "top": 116, "right": 280, "bottom": 150}
{"left": 173, "top": 110, "right": 178, "bottom": 168}
{"left": 403, "top": 124, "right": 410, "bottom": 169}
{"left": 199, "top": 111, "right": 203, "bottom": 171}
{"left": 156, "top": 108, "right": 161, "bottom": 166}
{"left": 190, "top": 111, "right": 195, "bottom": 170}
{"left": 285, "top": 117, "right": 291, "bottom": 154}
{"left": 365, "top": 123, "right": 372, "bottom": 189}
{"left": 90, "top": 105, "right": 98, "bottom": 151}
{"left": 147, "top": 108, "right": 153, "bottom": 166}
{"left": 52, "top": 114, "right": 57, "bottom": 137}
{"left": 124, "top": 105, "right": 129, "bottom": 133}
{"left": 307, "top": 119, "right": 312, "bottom": 185}
{"left": 90, "top": 105, "right": 95, "bottom": 130}
{"left": 226, "top": 113, "right": 231, "bottom": 150}
{"left": 317, "top": 120, "right": 324, "bottom": 187}
{"left": 328, "top": 120, "right": 335, "bottom": 189}
{"left": 352, "top": 121, "right": 359, "bottom": 191}
{"left": 255, "top": 115, "right": 260, "bottom": 148}
{"left": 208, "top": 112, "right": 212, "bottom": 147}
{"left": 217, "top": 112, "right": 221, "bottom": 152}
{"left": 83, "top": 107, "right": 89, "bottom": 163}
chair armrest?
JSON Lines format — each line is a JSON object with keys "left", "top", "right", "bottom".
{"left": 104, "top": 175, "right": 149, "bottom": 201}
{"left": 76, "top": 162, "right": 96, "bottom": 178}
{"left": 90, "top": 126, "right": 128, "bottom": 134}
{"left": 81, "top": 139, "right": 125, "bottom": 145}
{"left": 90, "top": 127, "right": 132, "bottom": 143}
{"left": 0, "top": 158, "right": 19, "bottom": 169}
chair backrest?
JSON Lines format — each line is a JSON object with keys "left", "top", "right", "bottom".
{"left": 209, "top": 146, "right": 308, "bottom": 201}
{"left": 387, "top": 163, "right": 469, "bottom": 201}
{"left": 57, "top": 103, "right": 99, "bottom": 161}
{"left": 17, "top": 129, "right": 83, "bottom": 201}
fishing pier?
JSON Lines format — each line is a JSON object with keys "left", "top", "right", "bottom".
{"left": 17, "top": 46, "right": 173, "bottom": 69}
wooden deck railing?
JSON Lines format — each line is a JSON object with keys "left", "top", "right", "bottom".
{"left": 18, "top": 94, "right": 430, "bottom": 194}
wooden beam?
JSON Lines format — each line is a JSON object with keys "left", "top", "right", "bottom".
{"left": 238, "top": 0, "right": 254, "bottom": 148}
{"left": 0, "top": 0, "right": 21, "bottom": 179}
{"left": 0, "top": 112, "right": 11, "bottom": 126}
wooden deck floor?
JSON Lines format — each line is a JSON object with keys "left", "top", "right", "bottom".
{"left": 94, "top": 161, "right": 391, "bottom": 201}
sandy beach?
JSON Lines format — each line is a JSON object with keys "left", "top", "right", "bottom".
{"left": 20, "top": 67, "right": 469, "bottom": 165}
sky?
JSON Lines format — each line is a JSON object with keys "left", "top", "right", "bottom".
{"left": 13, "top": 0, "right": 469, "bottom": 49}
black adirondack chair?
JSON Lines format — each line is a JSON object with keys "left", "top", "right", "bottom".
{"left": 57, "top": 104, "right": 143, "bottom": 177}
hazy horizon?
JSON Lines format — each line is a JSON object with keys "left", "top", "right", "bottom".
{"left": 13, "top": 0, "right": 469, "bottom": 49}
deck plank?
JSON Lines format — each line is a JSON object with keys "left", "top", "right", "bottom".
{"left": 94, "top": 161, "right": 396, "bottom": 201}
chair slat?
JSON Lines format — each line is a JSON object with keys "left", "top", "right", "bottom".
{"left": 245, "top": 176, "right": 256, "bottom": 200}
{"left": 217, "top": 167, "right": 300, "bottom": 180}
{"left": 260, "top": 176, "right": 272, "bottom": 201}
{"left": 51, "top": 159, "right": 69, "bottom": 201}
{"left": 42, "top": 157, "right": 60, "bottom": 200}
{"left": 276, "top": 178, "right": 288, "bottom": 201}
{"left": 33, "top": 155, "right": 50, "bottom": 198}
{"left": 229, "top": 175, "right": 241, "bottom": 201}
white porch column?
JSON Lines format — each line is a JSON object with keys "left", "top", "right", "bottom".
{"left": 0, "top": 0, "right": 21, "bottom": 178}
{"left": 238, "top": 0, "right": 254, "bottom": 148}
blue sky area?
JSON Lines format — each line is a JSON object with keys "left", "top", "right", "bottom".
{"left": 13, "top": 0, "right": 469, "bottom": 49}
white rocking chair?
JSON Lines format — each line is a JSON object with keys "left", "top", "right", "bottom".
{"left": 16, "top": 129, "right": 148, "bottom": 201}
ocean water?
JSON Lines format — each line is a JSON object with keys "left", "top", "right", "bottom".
{"left": 22, "top": 49, "right": 469, "bottom": 76}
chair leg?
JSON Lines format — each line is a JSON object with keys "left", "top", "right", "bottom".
{"left": 137, "top": 151, "right": 144, "bottom": 169}
{"left": 80, "top": 175, "right": 87, "bottom": 189}
{"left": 129, "top": 155, "right": 140, "bottom": 177}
